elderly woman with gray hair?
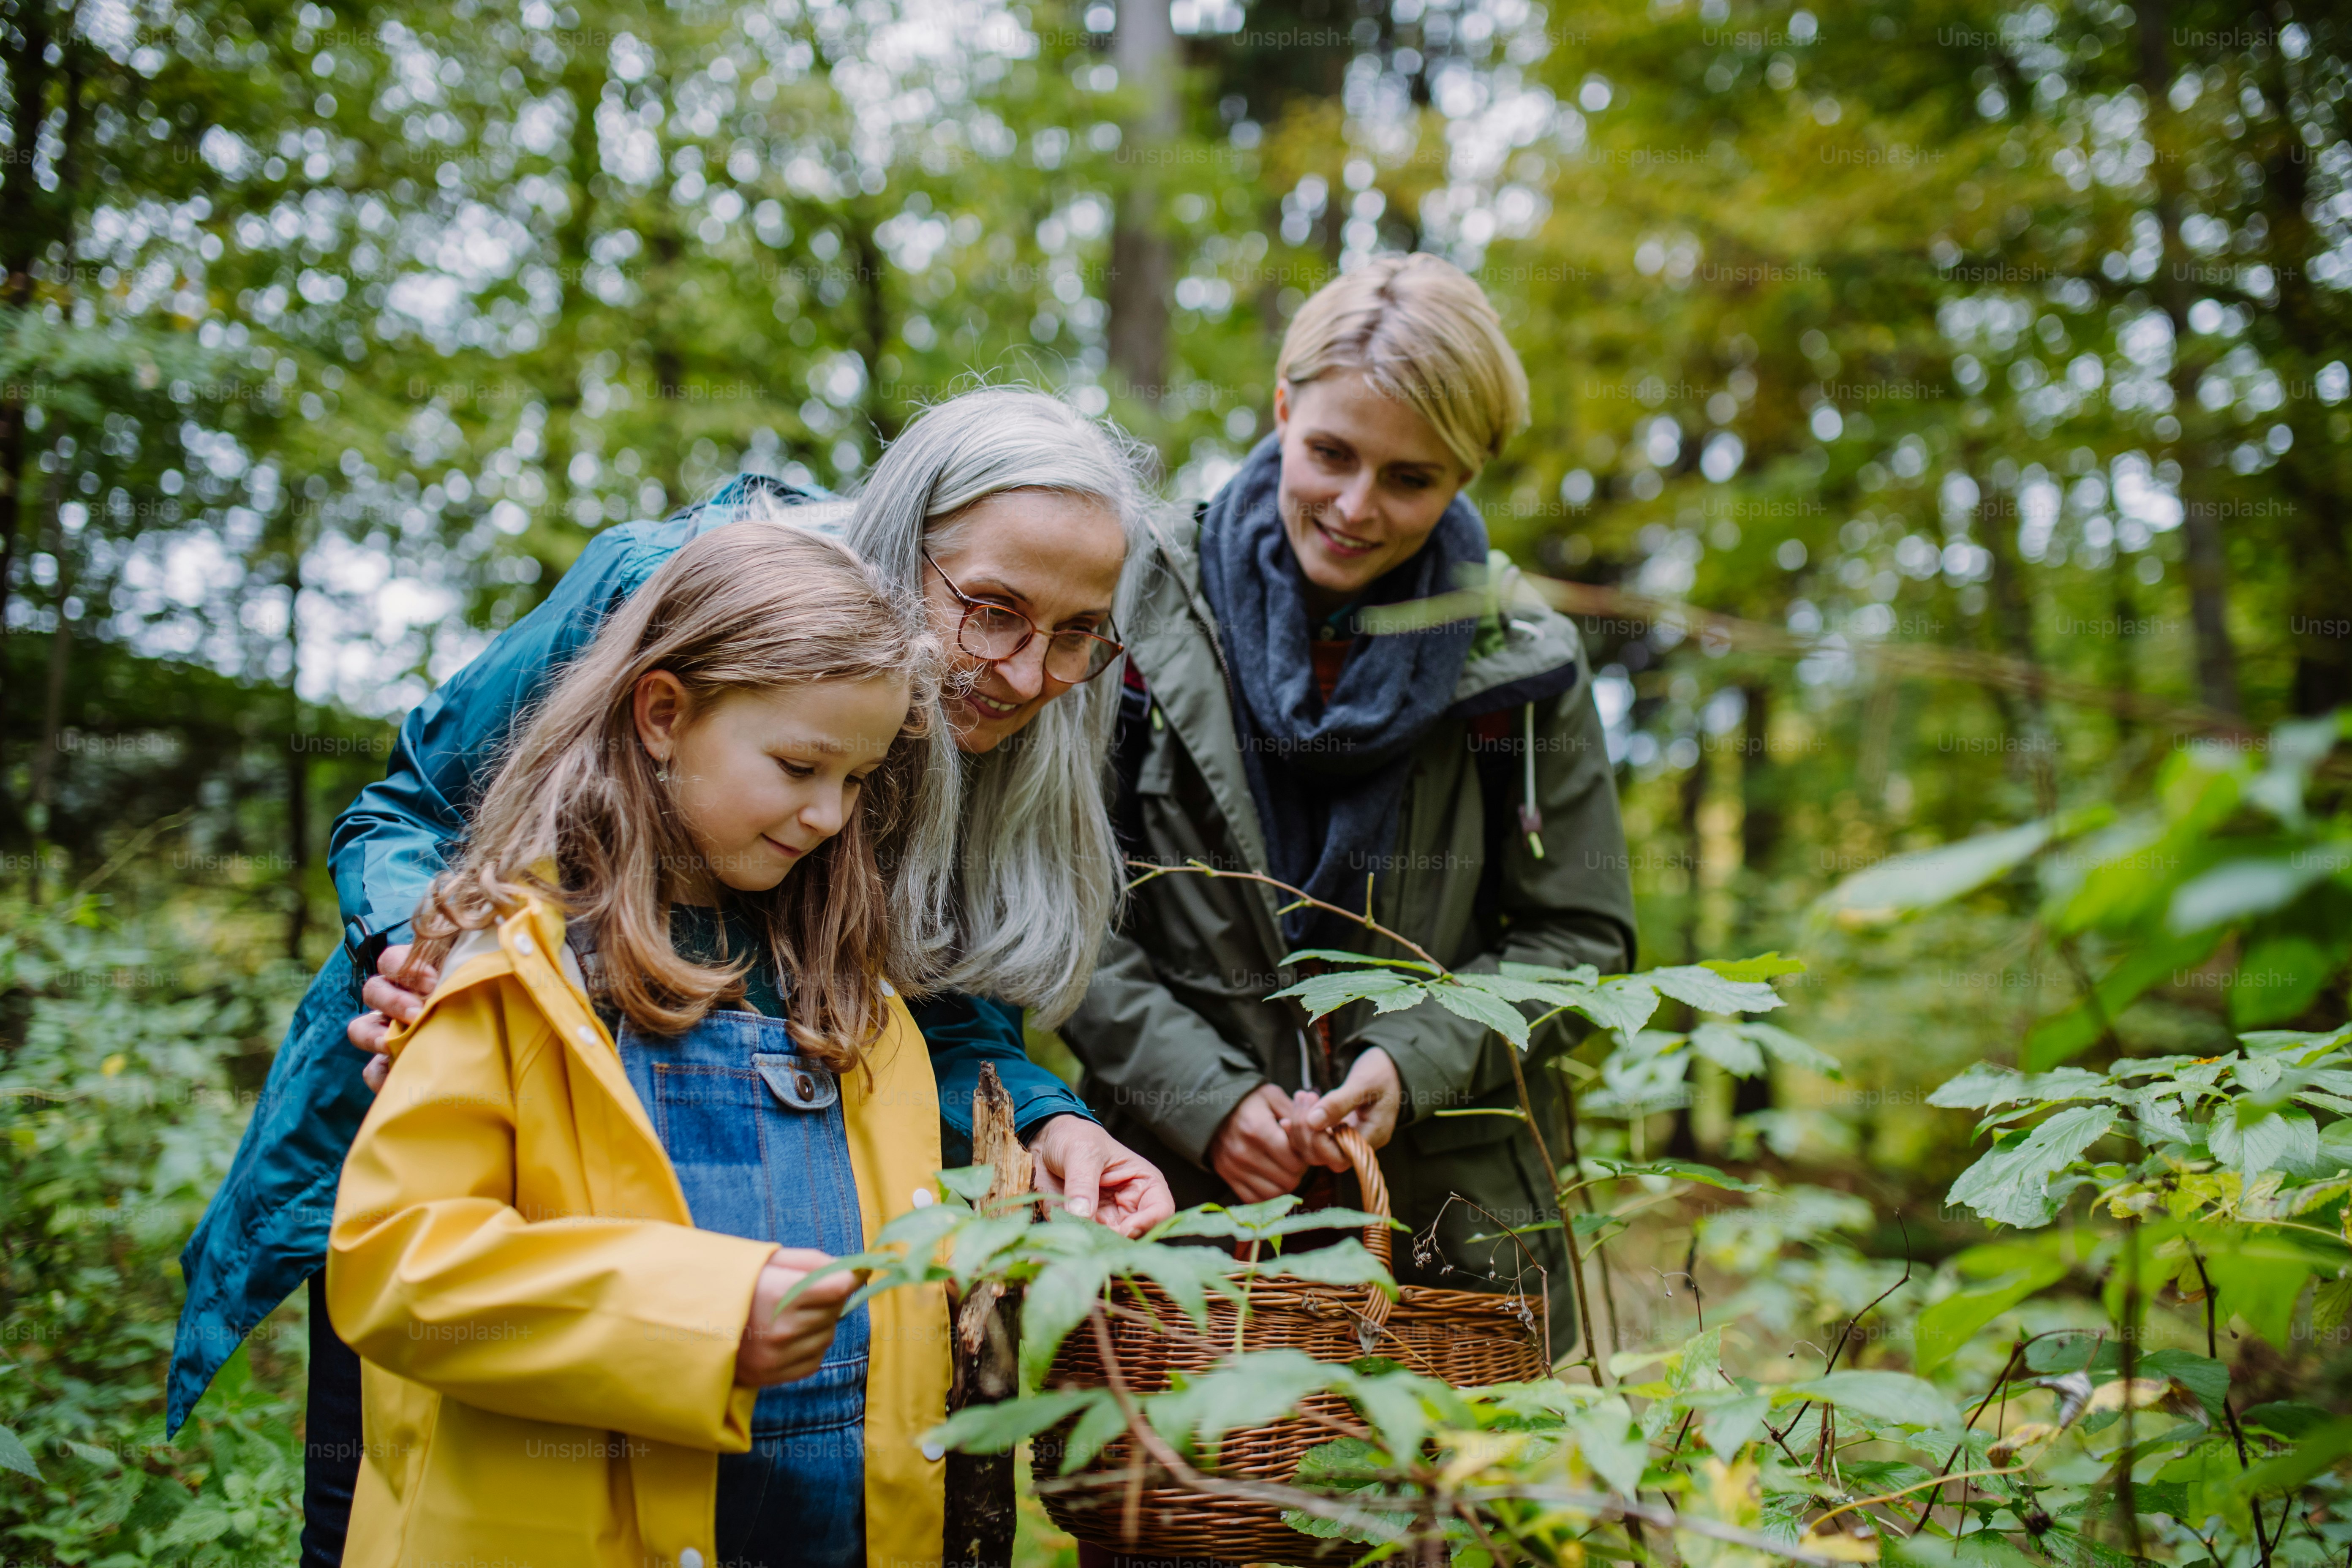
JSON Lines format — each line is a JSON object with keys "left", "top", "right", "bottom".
{"left": 169, "top": 387, "right": 1176, "bottom": 1567}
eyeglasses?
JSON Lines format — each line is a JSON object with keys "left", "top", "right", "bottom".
{"left": 923, "top": 553, "right": 1125, "bottom": 684}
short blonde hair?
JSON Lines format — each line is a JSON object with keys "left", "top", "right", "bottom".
{"left": 1276, "top": 253, "right": 1531, "bottom": 475}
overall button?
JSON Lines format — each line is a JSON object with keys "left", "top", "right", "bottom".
{"left": 753, "top": 1053, "right": 839, "bottom": 1111}
{"left": 680, "top": 1549, "right": 705, "bottom": 1568}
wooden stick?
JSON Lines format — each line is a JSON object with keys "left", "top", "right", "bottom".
{"left": 942, "top": 1064, "right": 1033, "bottom": 1568}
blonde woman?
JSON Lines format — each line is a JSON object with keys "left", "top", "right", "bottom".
{"left": 1063, "top": 254, "right": 1638, "bottom": 1370}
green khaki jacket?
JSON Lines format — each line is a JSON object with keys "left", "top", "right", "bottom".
{"left": 1062, "top": 522, "right": 1639, "bottom": 1353}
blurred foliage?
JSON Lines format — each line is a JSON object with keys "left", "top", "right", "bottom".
{"left": 3, "top": 0, "right": 2351, "bottom": 1557}
{"left": 0, "top": 890, "right": 310, "bottom": 1565}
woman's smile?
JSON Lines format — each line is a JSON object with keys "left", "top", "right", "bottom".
{"left": 1305, "top": 510, "right": 1382, "bottom": 560}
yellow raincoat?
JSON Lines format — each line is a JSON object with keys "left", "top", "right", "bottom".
{"left": 326, "top": 893, "right": 950, "bottom": 1568}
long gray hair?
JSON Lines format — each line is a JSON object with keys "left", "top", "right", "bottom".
{"left": 738, "top": 387, "right": 1156, "bottom": 1024}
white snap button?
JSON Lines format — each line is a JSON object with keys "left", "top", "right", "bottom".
{"left": 920, "top": 1439, "right": 945, "bottom": 1462}
{"left": 577, "top": 1024, "right": 597, "bottom": 1045}
{"left": 681, "top": 1549, "right": 705, "bottom": 1568}
{"left": 514, "top": 931, "right": 535, "bottom": 954}
{"left": 880, "top": 980, "right": 895, "bottom": 997}
{"left": 911, "top": 1188, "right": 935, "bottom": 1209}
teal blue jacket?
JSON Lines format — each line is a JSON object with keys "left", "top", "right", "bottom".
{"left": 166, "top": 477, "right": 1091, "bottom": 1432}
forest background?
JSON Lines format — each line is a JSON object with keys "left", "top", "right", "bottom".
{"left": 1, "top": 0, "right": 2348, "bottom": 1560}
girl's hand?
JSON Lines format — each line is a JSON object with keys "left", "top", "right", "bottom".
{"left": 735, "top": 1247, "right": 859, "bottom": 1388}
{"left": 349, "top": 944, "right": 440, "bottom": 1095}
{"left": 1028, "top": 1116, "right": 1176, "bottom": 1238}
{"left": 1285, "top": 1048, "right": 1402, "bottom": 1171}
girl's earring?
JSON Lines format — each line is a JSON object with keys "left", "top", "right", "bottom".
{"left": 654, "top": 762, "right": 670, "bottom": 782}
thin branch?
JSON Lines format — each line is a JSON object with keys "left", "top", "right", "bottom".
{"left": 1810, "top": 1465, "right": 2034, "bottom": 1533}
{"left": 1911, "top": 1339, "right": 2025, "bottom": 1534}
{"left": 1124, "top": 858, "right": 1447, "bottom": 972}
{"left": 2192, "top": 1246, "right": 2273, "bottom": 1568}
{"left": 1452, "top": 1485, "right": 1865, "bottom": 1567}
{"left": 1077, "top": 1304, "right": 1429, "bottom": 1544}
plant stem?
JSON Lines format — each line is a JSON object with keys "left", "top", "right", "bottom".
{"left": 1124, "top": 858, "right": 1447, "bottom": 972}
{"left": 2117, "top": 1216, "right": 2142, "bottom": 1558}
{"left": 1557, "top": 1069, "right": 1613, "bottom": 1386}
{"left": 1912, "top": 1339, "right": 2024, "bottom": 1534}
{"left": 2191, "top": 1247, "right": 2272, "bottom": 1568}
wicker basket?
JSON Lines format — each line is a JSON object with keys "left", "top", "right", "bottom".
{"left": 1035, "top": 1127, "right": 1551, "bottom": 1563}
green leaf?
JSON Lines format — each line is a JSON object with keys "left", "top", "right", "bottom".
{"left": 1157, "top": 1195, "right": 1301, "bottom": 1236}
{"left": 1701, "top": 953, "right": 1807, "bottom": 982}
{"left": 2023, "top": 927, "right": 2224, "bottom": 1069}
{"left": 1279, "top": 948, "right": 1440, "bottom": 974}
{"left": 1689, "top": 1021, "right": 1763, "bottom": 1076}
{"left": 1428, "top": 979, "right": 1533, "bottom": 1046}
{"left": 948, "top": 1213, "right": 1037, "bottom": 1281}
{"left": 2230, "top": 935, "right": 2338, "bottom": 1027}
{"left": 935, "top": 1165, "right": 999, "bottom": 1204}
{"left": 1270, "top": 969, "right": 1432, "bottom": 1021}
{"left": 1645, "top": 964, "right": 1786, "bottom": 1015}
{"left": 1704, "top": 1393, "right": 1772, "bottom": 1460}
{"left": 0, "top": 1423, "right": 38, "bottom": 1480}
{"left": 1813, "top": 819, "right": 2056, "bottom": 926}
{"left": 1264, "top": 1239, "right": 1398, "bottom": 1293}
{"left": 926, "top": 1388, "right": 1098, "bottom": 1454}
{"left": 2240, "top": 1401, "right": 2332, "bottom": 1439}
{"left": 1572, "top": 1397, "right": 1648, "bottom": 1496}
{"left": 2209, "top": 1105, "right": 2319, "bottom": 1188}
{"left": 1347, "top": 1368, "right": 1440, "bottom": 1462}
{"left": 2204, "top": 1238, "right": 2315, "bottom": 1348}
{"left": 1057, "top": 1394, "right": 1133, "bottom": 1475}
{"left": 1126, "top": 1244, "right": 1233, "bottom": 1331}
{"left": 2227, "top": 1415, "right": 2352, "bottom": 1501}
{"left": 1585, "top": 1157, "right": 1759, "bottom": 1192}
{"left": 1927, "top": 1064, "right": 2109, "bottom": 1110}
{"left": 1787, "top": 1371, "right": 1960, "bottom": 1429}
{"left": 1296, "top": 1435, "right": 1386, "bottom": 1485}
{"left": 1944, "top": 1105, "right": 2115, "bottom": 1228}
{"left": 2168, "top": 856, "right": 2329, "bottom": 934}
{"left": 1019, "top": 1256, "right": 1115, "bottom": 1391}
{"left": 1913, "top": 1254, "right": 2067, "bottom": 1375}
{"left": 1737, "top": 1021, "right": 1841, "bottom": 1078}
{"left": 1144, "top": 1352, "right": 1348, "bottom": 1456}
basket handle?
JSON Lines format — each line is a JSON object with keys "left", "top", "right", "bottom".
{"left": 1332, "top": 1124, "right": 1396, "bottom": 1332}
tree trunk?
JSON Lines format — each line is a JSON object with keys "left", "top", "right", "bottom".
{"left": 2254, "top": 0, "right": 2352, "bottom": 718}
{"left": 0, "top": 0, "right": 57, "bottom": 825}
{"left": 943, "top": 1064, "right": 1033, "bottom": 1568}
{"left": 1732, "top": 682, "right": 1775, "bottom": 1120}
{"left": 26, "top": 514, "right": 75, "bottom": 897}
{"left": 540, "top": 52, "right": 606, "bottom": 538}
{"left": 1665, "top": 756, "right": 1706, "bottom": 1160}
{"left": 2136, "top": 0, "right": 2240, "bottom": 717}
{"left": 285, "top": 550, "right": 309, "bottom": 960}
{"left": 1108, "top": 0, "right": 1177, "bottom": 410}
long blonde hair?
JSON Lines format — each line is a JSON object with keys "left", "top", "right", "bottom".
{"left": 411, "top": 526, "right": 944, "bottom": 1069}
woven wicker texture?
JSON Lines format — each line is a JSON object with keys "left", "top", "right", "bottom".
{"left": 1037, "top": 1127, "right": 1550, "bottom": 1563}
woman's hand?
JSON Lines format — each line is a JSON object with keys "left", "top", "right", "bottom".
{"left": 1286, "top": 1048, "right": 1402, "bottom": 1171}
{"left": 1208, "top": 1082, "right": 1310, "bottom": 1203}
{"left": 349, "top": 944, "right": 439, "bottom": 1094}
{"left": 1028, "top": 1116, "right": 1176, "bottom": 1238}
{"left": 734, "top": 1246, "right": 859, "bottom": 1388}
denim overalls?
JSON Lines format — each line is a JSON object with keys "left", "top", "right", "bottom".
{"left": 614, "top": 1006, "right": 866, "bottom": 1568}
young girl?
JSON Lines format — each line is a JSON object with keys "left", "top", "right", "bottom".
{"left": 325, "top": 525, "right": 951, "bottom": 1568}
